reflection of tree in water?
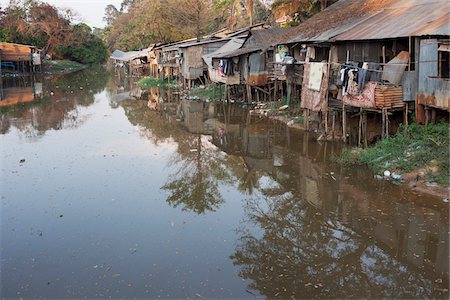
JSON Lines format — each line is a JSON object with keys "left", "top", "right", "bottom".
{"left": 162, "top": 134, "right": 227, "bottom": 214}
{"left": 120, "top": 99, "right": 233, "bottom": 214}
{"left": 231, "top": 195, "right": 438, "bottom": 299}
{"left": 0, "top": 66, "right": 109, "bottom": 137}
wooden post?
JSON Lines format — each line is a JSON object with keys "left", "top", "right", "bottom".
{"left": 358, "top": 108, "right": 363, "bottom": 147}
{"left": 382, "top": 46, "right": 386, "bottom": 65}
{"left": 363, "top": 111, "right": 368, "bottom": 148}
{"left": 342, "top": 102, "right": 346, "bottom": 143}
{"left": 381, "top": 109, "right": 386, "bottom": 140}
{"left": 247, "top": 84, "right": 252, "bottom": 103}
{"left": 274, "top": 78, "right": 278, "bottom": 100}
{"left": 408, "top": 36, "right": 412, "bottom": 71}
{"left": 404, "top": 102, "right": 409, "bottom": 127}
{"left": 385, "top": 109, "right": 389, "bottom": 138}
{"left": 303, "top": 109, "right": 308, "bottom": 130}
{"left": 331, "top": 110, "right": 336, "bottom": 139}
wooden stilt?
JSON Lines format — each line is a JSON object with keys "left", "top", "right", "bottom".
{"left": 385, "top": 109, "right": 389, "bottom": 138}
{"left": 358, "top": 108, "right": 363, "bottom": 147}
{"left": 404, "top": 102, "right": 409, "bottom": 127}
{"left": 363, "top": 111, "right": 368, "bottom": 148}
{"left": 331, "top": 110, "right": 336, "bottom": 139}
{"left": 382, "top": 109, "right": 386, "bottom": 140}
{"left": 342, "top": 102, "right": 347, "bottom": 143}
{"left": 274, "top": 79, "right": 278, "bottom": 100}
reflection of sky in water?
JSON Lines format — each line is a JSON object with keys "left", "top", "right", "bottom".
{"left": 1, "top": 72, "right": 448, "bottom": 299}
{"left": 1, "top": 89, "right": 258, "bottom": 298}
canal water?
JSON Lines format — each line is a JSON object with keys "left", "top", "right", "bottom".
{"left": 1, "top": 68, "right": 448, "bottom": 299}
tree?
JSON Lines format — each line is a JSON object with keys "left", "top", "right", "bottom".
{"left": 103, "top": 4, "right": 119, "bottom": 27}
{"left": 0, "top": 0, "right": 108, "bottom": 64}
{"left": 56, "top": 23, "right": 108, "bottom": 64}
{"left": 26, "top": 3, "right": 74, "bottom": 54}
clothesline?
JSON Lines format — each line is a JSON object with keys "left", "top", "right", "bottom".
{"left": 275, "top": 60, "right": 439, "bottom": 73}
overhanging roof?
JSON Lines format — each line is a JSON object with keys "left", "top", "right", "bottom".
{"left": 277, "top": 0, "right": 449, "bottom": 45}
{"left": 110, "top": 47, "right": 152, "bottom": 62}
{"left": 334, "top": 1, "right": 449, "bottom": 41}
{"left": 202, "top": 38, "right": 246, "bottom": 68}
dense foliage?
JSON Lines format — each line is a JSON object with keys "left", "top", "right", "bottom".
{"left": 0, "top": 0, "right": 108, "bottom": 64}
{"left": 103, "top": 0, "right": 335, "bottom": 51}
{"left": 104, "top": 0, "right": 270, "bottom": 51}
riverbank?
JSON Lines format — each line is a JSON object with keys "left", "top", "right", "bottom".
{"left": 44, "top": 60, "right": 87, "bottom": 74}
{"left": 137, "top": 76, "right": 176, "bottom": 88}
{"left": 229, "top": 98, "right": 449, "bottom": 199}
{"left": 333, "top": 122, "right": 449, "bottom": 198}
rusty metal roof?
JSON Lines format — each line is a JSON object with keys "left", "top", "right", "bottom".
{"left": 278, "top": 0, "right": 449, "bottom": 45}
{"left": 335, "top": 0, "right": 449, "bottom": 41}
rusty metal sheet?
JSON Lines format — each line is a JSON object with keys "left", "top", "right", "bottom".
{"left": 335, "top": 2, "right": 449, "bottom": 41}
{"left": 402, "top": 71, "right": 418, "bottom": 102}
{"left": 247, "top": 73, "right": 268, "bottom": 86}
{"left": 278, "top": 0, "right": 449, "bottom": 45}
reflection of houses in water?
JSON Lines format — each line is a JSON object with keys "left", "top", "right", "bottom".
{"left": 0, "top": 76, "right": 44, "bottom": 106}
{"left": 109, "top": 74, "right": 146, "bottom": 108}
{"left": 290, "top": 140, "right": 449, "bottom": 282}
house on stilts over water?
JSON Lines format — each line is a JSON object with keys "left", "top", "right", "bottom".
{"left": 272, "top": 0, "right": 449, "bottom": 143}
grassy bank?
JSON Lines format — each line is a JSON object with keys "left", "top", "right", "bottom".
{"left": 334, "top": 123, "right": 449, "bottom": 185}
{"left": 45, "top": 60, "right": 87, "bottom": 73}
{"left": 137, "top": 76, "right": 175, "bottom": 88}
{"left": 190, "top": 84, "right": 223, "bottom": 101}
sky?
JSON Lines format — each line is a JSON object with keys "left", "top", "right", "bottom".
{"left": 0, "top": 0, "right": 123, "bottom": 28}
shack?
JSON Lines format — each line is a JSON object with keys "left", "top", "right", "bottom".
{"left": 178, "top": 38, "right": 233, "bottom": 88}
{"left": 110, "top": 46, "right": 153, "bottom": 76}
{"left": 275, "top": 0, "right": 449, "bottom": 143}
{"left": 0, "top": 42, "right": 42, "bottom": 74}
{"left": 211, "top": 27, "right": 288, "bottom": 102}
{"left": 203, "top": 38, "right": 247, "bottom": 85}
{"left": 159, "top": 37, "right": 200, "bottom": 80}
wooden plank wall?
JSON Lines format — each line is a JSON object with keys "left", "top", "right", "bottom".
{"left": 0, "top": 43, "right": 32, "bottom": 62}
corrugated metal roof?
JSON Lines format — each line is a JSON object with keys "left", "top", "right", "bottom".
{"left": 335, "top": 1, "right": 449, "bottom": 41}
{"left": 214, "top": 27, "right": 289, "bottom": 59}
{"left": 278, "top": 0, "right": 394, "bottom": 44}
{"left": 110, "top": 47, "right": 152, "bottom": 62}
{"left": 277, "top": 0, "right": 449, "bottom": 45}
{"left": 202, "top": 38, "right": 246, "bottom": 68}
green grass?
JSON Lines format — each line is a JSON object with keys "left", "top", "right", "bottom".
{"left": 334, "top": 122, "right": 449, "bottom": 185}
{"left": 190, "top": 84, "right": 223, "bottom": 101}
{"left": 46, "top": 60, "right": 86, "bottom": 73}
{"left": 137, "top": 76, "right": 174, "bottom": 88}
{"left": 267, "top": 101, "right": 286, "bottom": 110}
{"left": 294, "top": 115, "right": 304, "bottom": 124}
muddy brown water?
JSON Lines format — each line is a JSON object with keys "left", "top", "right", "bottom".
{"left": 1, "top": 68, "right": 448, "bottom": 299}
